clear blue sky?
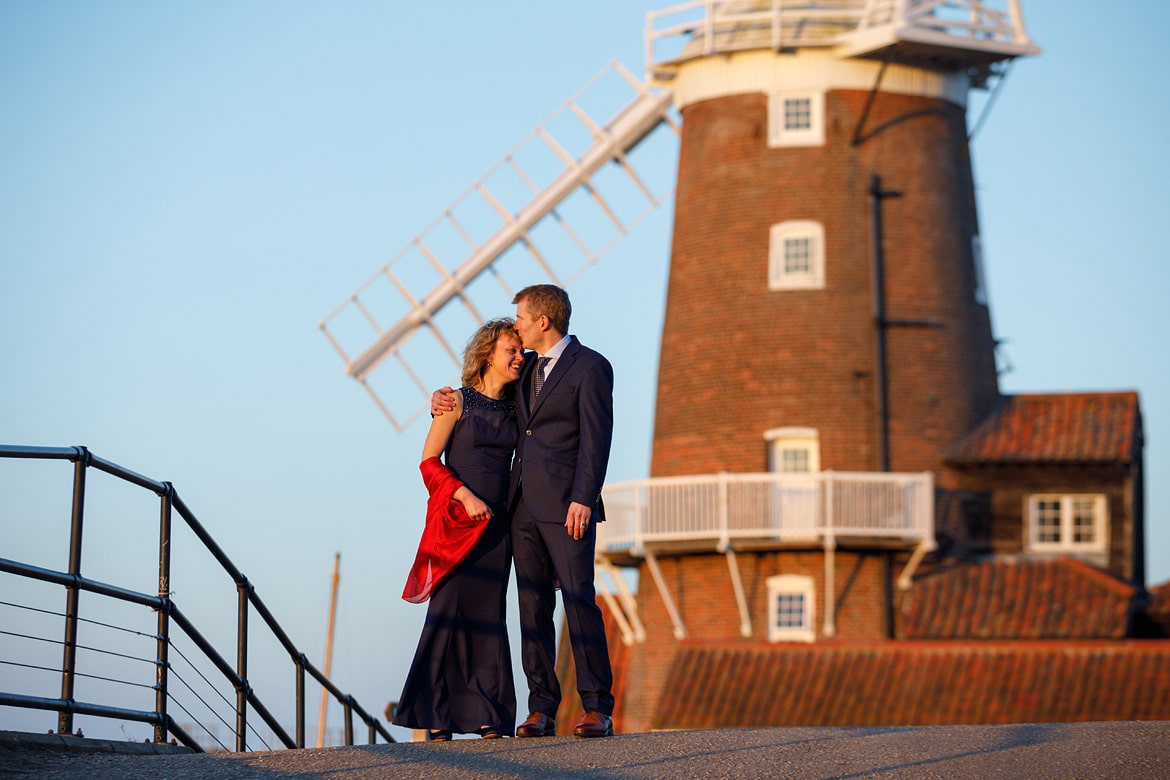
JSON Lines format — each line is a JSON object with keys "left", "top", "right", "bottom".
{"left": 2, "top": 1, "right": 1168, "bottom": 744}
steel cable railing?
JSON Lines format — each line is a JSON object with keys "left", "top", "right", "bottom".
{"left": 0, "top": 443, "right": 393, "bottom": 751}
{"left": 0, "top": 599, "right": 252, "bottom": 749}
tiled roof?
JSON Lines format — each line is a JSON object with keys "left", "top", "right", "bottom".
{"left": 945, "top": 392, "right": 1141, "bottom": 464}
{"left": 1146, "top": 580, "right": 1170, "bottom": 637}
{"left": 900, "top": 557, "right": 1134, "bottom": 639}
{"left": 654, "top": 640, "right": 1170, "bottom": 729}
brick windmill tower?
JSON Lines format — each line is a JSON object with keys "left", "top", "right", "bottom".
{"left": 317, "top": 1, "right": 1170, "bottom": 735}
{"left": 649, "top": 1, "right": 1028, "bottom": 483}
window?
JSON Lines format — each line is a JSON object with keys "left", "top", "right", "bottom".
{"left": 972, "top": 234, "right": 988, "bottom": 305}
{"left": 767, "top": 575, "right": 815, "bottom": 642}
{"left": 1026, "top": 494, "right": 1108, "bottom": 554}
{"left": 768, "top": 91, "right": 825, "bottom": 147}
{"left": 766, "top": 428, "right": 820, "bottom": 539}
{"left": 769, "top": 221, "right": 825, "bottom": 290}
{"left": 765, "top": 427, "right": 820, "bottom": 473}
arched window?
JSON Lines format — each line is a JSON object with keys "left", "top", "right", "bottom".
{"left": 765, "top": 427, "right": 820, "bottom": 473}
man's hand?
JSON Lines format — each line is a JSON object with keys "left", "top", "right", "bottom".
{"left": 565, "top": 501, "right": 592, "bottom": 540}
{"left": 431, "top": 387, "right": 457, "bottom": 416}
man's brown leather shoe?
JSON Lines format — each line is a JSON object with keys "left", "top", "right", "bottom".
{"left": 573, "top": 711, "right": 613, "bottom": 738}
{"left": 516, "top": 711, "right": 556, "bottom": 738}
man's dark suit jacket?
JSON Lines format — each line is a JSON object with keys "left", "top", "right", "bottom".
{"left": 507, "top": 335, "right": 614, "bottom": 523}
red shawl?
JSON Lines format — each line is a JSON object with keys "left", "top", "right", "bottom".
{"left": 401, "top": 456, "right": 489, "bottom": 603}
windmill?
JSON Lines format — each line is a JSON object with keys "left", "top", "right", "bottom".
{"left": 322, "top": 1, "right": 1041, "bottom": 734}
{"left": 320, "top": 1, "right": 1036, "bottom": 436}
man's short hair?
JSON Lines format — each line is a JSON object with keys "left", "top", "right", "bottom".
{"left": 513, "top": 284, "right": 571, "bottom": 335}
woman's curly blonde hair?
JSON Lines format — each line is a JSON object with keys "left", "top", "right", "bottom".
{"left": 461, "top": 317, "right": 519, "bottom": 388}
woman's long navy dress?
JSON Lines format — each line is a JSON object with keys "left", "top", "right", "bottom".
{"left": 392, "top": 387, "right": 517, "bottom": 735}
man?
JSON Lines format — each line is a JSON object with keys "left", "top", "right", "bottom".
{"left": 432, "top": 284, "right": 615, "bottom": 738}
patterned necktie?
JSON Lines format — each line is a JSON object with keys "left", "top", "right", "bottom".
{"left": 532, "top": 356, "right": 551, "bottom": 399}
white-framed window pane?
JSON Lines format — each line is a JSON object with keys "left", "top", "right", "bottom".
{"left": 1072, "top": 498, "right": 1097, "bottom": 543}
{"left": 769, "top": 91, "right": 824, "bottom": 147}
{"left": 784, "top": 237, "right": 811, "bottom": 274}
{"left": 784, "top": 97, "right": 811, "bottom": 130}
{"left": 1026, "top": 494, "right": 1107, "bottom": 554}
{"left": 774, "top": 592, "right": 806, "bottom": 630}
{"left": 1036, "top": 499, "right": 1061, "bottom": 543}
{"left": 769, "top": 221, "right": 824, "bottom": 290}
{"left": 766, "top": 574, "right": 815, "bottom": 642}
{"left": 780, "top": 447, "right": 810, "bottom": 474}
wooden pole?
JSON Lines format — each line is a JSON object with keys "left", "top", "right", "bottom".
{"left": 316, "top": 552, "right": 341, "bottom": 748}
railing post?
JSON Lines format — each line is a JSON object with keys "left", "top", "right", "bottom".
{"left": 58, "top": 447, "right": 89, "bottom": 736}
{"left": 343, "top": 695, "right": 355, "bottom": 746}
{"left": 154, "top": 483, "right": 175, "bottom": 744}
{"left": 922, "top": 470, "right": 934, "bottom": 538}
{"left": 632, "top": 482, "right": 646, "bottom": 557}
{"left": 772, "top": 0, "right": 782, "bottom": 51}
{"left": 236, "top": 578, "right": 250, "bottom": 752}
{"left": 823, "top": 470, "right": 834, "bottom": 536}
{"left": 704, "top": 0, "right": 714, "bottom": 56}
{"left": 718, "top": 472, "right": 729, "bottom": 550}
{"left": 823, "top": 532, "right": 837, "bottom": 638}
{"left": 296, "top": 653, "right": 307, "bottom": 748}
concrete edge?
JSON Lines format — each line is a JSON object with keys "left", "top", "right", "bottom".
{"left": 0, "top": 729, "right": 195, "bottom": 755}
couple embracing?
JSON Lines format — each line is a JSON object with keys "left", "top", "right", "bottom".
{"left": 391, "top": 284, "right": 615, "bottom": 741}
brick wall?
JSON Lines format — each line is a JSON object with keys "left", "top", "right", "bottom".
{"left": 652, "top": 89, "right": 999, "bottom": 480}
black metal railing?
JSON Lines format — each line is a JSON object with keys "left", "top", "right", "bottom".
{"left": 0, "top": 444, "right": 393, "bottom": 751}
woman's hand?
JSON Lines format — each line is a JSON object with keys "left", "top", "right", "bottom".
{"left": 454, "top": 486, "right": 492, "bottom": 522}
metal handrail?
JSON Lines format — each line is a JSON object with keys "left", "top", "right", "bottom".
{"left": 0, "top": 444, "right": 393, "bottom": 751}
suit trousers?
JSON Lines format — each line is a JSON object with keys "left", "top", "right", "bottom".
{"left": 511, "top": 488, "right": 614, "bottom": 717}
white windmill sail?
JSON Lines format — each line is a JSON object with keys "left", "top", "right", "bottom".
{"left": 320, "top": 60, "right": 678, "bottom": 430}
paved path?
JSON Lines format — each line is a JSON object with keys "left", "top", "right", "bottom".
{"left": 3, "top": 722, "right": 1168, "bottom": 779}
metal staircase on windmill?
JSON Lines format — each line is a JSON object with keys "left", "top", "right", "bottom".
{"left": 319, "top": 61, "right": 678, "bottom": 431}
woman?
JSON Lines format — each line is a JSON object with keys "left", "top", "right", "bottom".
{"left": 392, "top": 318, "right": 523, "bottom": 741}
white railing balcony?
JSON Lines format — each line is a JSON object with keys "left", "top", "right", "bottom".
{"left": 646, "top": 0, "right": 868, "bottom": 79}
{"left": 645, "top": 1, "right": 1038, "bottom": 83}
{"left": 598, "top": 470, "right": 933, "bottom": 558}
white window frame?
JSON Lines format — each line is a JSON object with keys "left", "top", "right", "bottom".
{"left": 765, "top": 427, "right": 820, "bottom": 473}
{"left": 1025, "top": 494, "right": 1108, "bottom": 554}
{"left": 766, "top": 574, "right": 815, "bottom": 643}
{"left": 768, "top": 91, "right": 825, "bottom": 148}
{"left": 769, "top": 221, "right": 825, "bottom": 291}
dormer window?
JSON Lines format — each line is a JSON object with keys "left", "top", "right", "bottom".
{"left": 1026, "top": 494, "right": 1108, "bottom": 554}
